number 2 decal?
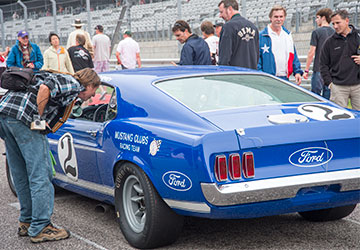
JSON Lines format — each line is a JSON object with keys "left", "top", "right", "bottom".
{"left": 298, "top": 104, "right": 354, "bottom": 121}
{"left": 58, "top": 132, "right": 78, "bottom": 181}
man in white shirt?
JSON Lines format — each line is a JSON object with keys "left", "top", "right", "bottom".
{"left": 116, "top": 31, "right": 141, "bottom": 69}
{"left": 92, "top": 25, "right": 111, "bottom": 73}
{"left": 201, "top": 21, "right": 219, "bottom": 65}
{"left": 66, "top": 19, "right": 94, "bottom": 58}
{"left": 258, "top": 6, "right": 303, "bottom": 84}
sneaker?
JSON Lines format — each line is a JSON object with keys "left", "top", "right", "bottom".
{"left": 30, "top": 223, "right": 70, "bottom": 243}
{"left": 18, "top": 222, "right": 30, "bottom": 237}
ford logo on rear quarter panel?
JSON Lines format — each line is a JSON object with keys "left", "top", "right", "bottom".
{"left": 162, "top": 171, "right": 192, "bottom": 191}
{"left": 289, "top": 147, "right": 333, "bottom": 167}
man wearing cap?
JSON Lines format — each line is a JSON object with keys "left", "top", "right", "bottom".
{"left": 116, "top": 30, "right": 141, "bottom": 69}
{"left": 7, "top": 30, "right": 43, "bottom": 72}
{"left": 92, "top": 25, "right": 111, "bottom": 73}
{"left": 66, "top": 19, "right": 94, "bottom": 58}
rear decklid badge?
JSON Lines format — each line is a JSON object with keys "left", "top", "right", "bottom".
{"left": 289, "top": 147, "right": 333, "bottom": 167}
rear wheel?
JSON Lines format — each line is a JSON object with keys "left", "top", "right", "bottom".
{"left": 5, "top": 158, "right": 17, "bottom": 197}
{"left": 114, "top": 162, "right": 184, "bottom": 249}
{"left": 298, "top": 204, "right": 357, "bottom": 222}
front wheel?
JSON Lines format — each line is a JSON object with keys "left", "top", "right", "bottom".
{"left": 298, "top": 204, "right": 357, "bottom": 222}
{"left": 114, "top": 162, "right": 184, "bottom": 249}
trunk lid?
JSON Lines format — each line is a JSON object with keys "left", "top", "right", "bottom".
{"left": 200, "top": 103, "right": 359, "bottom": 180}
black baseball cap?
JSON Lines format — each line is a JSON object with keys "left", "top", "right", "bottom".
{"left": 95, "top": 25, "right": 104, "bottom": 32}
{"left": 213, "top": 21, "right": 224, "bottom": 27}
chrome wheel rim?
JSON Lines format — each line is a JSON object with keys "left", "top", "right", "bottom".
{"left": 123, "top": 174, "right": 146, "bottom": 233}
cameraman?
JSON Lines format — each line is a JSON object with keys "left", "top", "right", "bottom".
{"left": 7, "top": 31, "right": 43, "bottom": 72}
{"left": 0, "top": 68, "right": 100, "bottom": 243}
{"left": 320, "top": 10, "right": 360, "bottom": 110}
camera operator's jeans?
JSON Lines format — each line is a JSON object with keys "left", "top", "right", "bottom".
{"left": 0, "top": 114, "right": 54, "bottom": 237}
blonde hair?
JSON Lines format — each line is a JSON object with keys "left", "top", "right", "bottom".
{"left": 74, "top": 68, "right": 101, "bottom": 88}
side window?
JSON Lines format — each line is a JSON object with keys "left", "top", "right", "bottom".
{"left": 105, "top": 89, "right": 117, "bottom": 121}
{"left": 71, "top": 84, "right": 116, "bottom": 122}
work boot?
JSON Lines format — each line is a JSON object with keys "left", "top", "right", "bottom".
{"left": 30, "top": 223, "right": 70, "bottom": 243}
{"left": 18, "top": 222, "right": 30, "bottom": 236}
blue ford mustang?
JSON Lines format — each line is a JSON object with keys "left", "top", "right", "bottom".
{"left": 6, "top": 66, "right": 360, "bottom": 248}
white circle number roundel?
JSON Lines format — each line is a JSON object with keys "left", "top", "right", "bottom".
{"left": 298, "top": 104, "right": 354, "bottom": 121}
{"left": 57, "top": 132, "right": 79, "bottom": 181}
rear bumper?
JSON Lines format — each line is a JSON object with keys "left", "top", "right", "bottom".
{"left": 201, "top": 169, "right": 360, "bottom": 206}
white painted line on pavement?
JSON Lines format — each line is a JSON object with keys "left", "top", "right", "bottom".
{"left": 345, "top": 218, "right": 360, "bottom": 226}
{"left": 8, "top": 202, "right": 109, "bottom": 250}
{"left": 9, "top": 202, "right": 20, "bottom": 210}
{"left": 53, "top": 223, "right": 109, "bottom": 250}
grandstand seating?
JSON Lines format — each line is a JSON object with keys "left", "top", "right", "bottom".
{"left": 0, "top": 0, "right": 359, "bottom": 56}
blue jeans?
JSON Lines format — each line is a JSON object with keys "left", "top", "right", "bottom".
{"left": 311, "top": 72, "right": 330, "bottom": 100}
{"left": 0, "top": 114, "right": 54, "bottom": 237}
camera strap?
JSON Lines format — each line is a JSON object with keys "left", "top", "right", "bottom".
{"left": 50, "top": 99, "right": 76, "bottom": 133}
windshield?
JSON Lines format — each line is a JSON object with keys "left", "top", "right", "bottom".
{"left": 156, "top": 74, "right": 320, "bottom": 112}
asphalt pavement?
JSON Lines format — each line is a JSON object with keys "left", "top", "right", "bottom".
{"left": 0, "top": 140, "right": 359, "bottom": 250}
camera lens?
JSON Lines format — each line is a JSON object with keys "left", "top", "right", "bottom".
{"left": 35, "top": 120, "right": 40, "bottom": 125}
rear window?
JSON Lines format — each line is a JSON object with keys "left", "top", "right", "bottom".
{"left": 156, "top": 74, "right": 320, "bottom": 112}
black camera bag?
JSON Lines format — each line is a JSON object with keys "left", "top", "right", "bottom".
{"left": 0, "top": 67, "right": 34, "bottom": 91}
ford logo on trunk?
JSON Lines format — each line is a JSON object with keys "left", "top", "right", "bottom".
{"left": 289, "top": 147, "right": 333, "bottom": 167}
{"left": 162, "top": 171, "right": 192, "bottom": 191}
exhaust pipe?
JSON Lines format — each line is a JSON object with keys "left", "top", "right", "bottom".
{"left": 95, "top": 203, "right": 111, "bottom": 213}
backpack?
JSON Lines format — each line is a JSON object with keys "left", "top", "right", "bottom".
{"left": 0, "top": 67, "right": 34, "bottom": 91}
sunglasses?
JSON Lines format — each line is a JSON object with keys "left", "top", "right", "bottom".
{"left": 173, "top": 22, "right": 186, "bottom": 32}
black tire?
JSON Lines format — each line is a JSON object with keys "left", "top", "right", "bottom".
{"left": 5, "top": 158, "right": 17, "bottom": 197}
{"left": 298, "top": 204, "right": 357, "bottom": 222}
{"left": 114, "top": 162, "right": 184, "bottom": 249}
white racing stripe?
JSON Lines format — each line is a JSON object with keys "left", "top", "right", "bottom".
{"left": 8, "top": 202, "right": 109, "bottom": 250}
{"left": 345, "top": 218, "right": 360, "bottom": 226}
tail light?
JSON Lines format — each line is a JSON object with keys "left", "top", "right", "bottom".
{"left": 215, "top": 155, "right": 227, "bottom": 181}
{"left": 242, "top": 152, "right": 255, "bottom": 178}
{"left": 228, "top": 153, "right": 241, "bottom": 180}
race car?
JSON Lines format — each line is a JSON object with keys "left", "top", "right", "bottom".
{"left": 5, "top": 66, "right": 360, "bottom": 249}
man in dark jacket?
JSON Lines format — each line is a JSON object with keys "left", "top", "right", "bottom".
{"left": 172, "top": 20, "right": 212, "bottom": 65}
{"left": 320, "top": 9, "right": 360, "bottom": 110}
{"left": 218, "top": 0, "right": 259, "bottom": 69}
{"left": 68, "top": 34, "right": 94, "bottom": 72}
{"left": 7, "top": 30, "right": 43, "bottom": 72}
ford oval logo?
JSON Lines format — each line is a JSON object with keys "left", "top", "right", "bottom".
{"left": 289, "top": 147, "right": 333, "bottom": 167}
{"left": 162, "top": 171, "right": 192, "bottom": 191}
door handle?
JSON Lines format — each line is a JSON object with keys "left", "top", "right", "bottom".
{"left": 86, "top": 130, "right": 98, "bottom": 137}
